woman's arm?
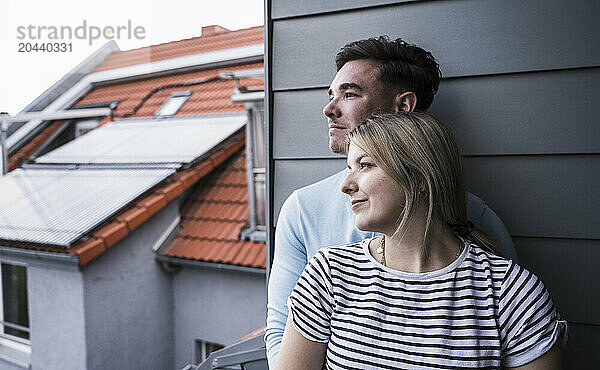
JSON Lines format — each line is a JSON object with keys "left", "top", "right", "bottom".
{"left": 508, "top": 334, "right": 565, "bottom": 370}
{"left": 273, "top": 314, "right": 328, "bottom": 370}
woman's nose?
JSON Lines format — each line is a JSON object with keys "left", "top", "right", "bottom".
{"left": 340, "top": 172, "right": 357, "bottom": 195}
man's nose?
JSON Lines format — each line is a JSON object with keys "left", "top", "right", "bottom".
{"left": 323, "top": 99, "right": 339, "bottom": 119}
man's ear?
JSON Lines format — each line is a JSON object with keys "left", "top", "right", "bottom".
{"left": 393, "top": 91, "right": 417, "bottom": 113}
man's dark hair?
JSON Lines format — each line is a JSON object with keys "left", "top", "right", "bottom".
{"left": 335, "top": 36, "right": 442, "bottom": 111}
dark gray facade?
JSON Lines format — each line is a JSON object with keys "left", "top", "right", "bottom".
{"left": 265, "top": 0, "right": 600, "bottom": 367}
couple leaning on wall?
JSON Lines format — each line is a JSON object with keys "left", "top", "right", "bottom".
{"left": 266, "top": 36, "right": 567, "bottom": 369}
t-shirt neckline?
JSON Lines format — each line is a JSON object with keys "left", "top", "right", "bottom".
{"left": 360, "top": 236, "right": 471, "bottom": 279}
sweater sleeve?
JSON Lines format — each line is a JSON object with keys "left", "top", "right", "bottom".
{"left": 498, "top": 262, "right": 568, "bottom": 367}
{"left": 466, "top": 192, "right": 518, "bottom": 262}
{"left": 265, "top": 191, "right": 309, "bottom": 365}
{"left": 288, "top": 249, "right": 335, "bottom": 343}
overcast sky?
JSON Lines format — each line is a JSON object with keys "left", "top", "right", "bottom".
{"left": 0, "top": 0, "right": 264, "bottom": 116}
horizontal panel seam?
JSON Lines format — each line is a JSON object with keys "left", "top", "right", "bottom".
{"left": 271, "top": 65, "right": 600, "bottom": 93}
{"left": 271, "top": 0, "right": 418, "bottom": 21}
{"left": 272, "top": 154, "right": 600, "bottom": 160}
{"left": 512, "top": 236, "right": 600, "bottom": 242}
{"left": 273, "top": 156, "right": 345, "bottom": 161}
{"left": 562, "top": 321, "right": 600, "bottom": 328}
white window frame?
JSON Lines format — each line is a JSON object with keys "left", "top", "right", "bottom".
{"left": 0, "top": 261, "right": 31, "bottom": 354}
{"left": 154, "top": 91, "right": 192, "bottom": 118}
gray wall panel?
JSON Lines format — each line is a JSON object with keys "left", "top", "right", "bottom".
{"left": 273, "top": 158, "right": 345, "bottom": 225}
{"left": 515, "top": 238, "right": 600, "bottom": 325}
{"left": 272, "top": 0, "right": 412, "bottom": 19}
{"left": 272, "top": 0, "right": 600, "bottom": 90}
{"left": 272, "top": 156, "right": 599, "bottom": 239}
{"left": 463, "top": 156, "right": 598, "bottom": 239}
{"left": 267, "top": 0, "right": 600, "bottom": 363}
{"left": 431, "top": 69, "right": 600, "bottom": 155}
{"left": 273, "top": 68, "right": 600, "bottom": 158}
{"left": 273, "top": 90, "right": 336, "bottom": 158}
{"left": 564, "top": 323, "right": 600, "bottom": 370}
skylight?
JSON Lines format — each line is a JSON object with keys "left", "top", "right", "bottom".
{"left": 155, "top": 92, "right": 191, "bottom": 117}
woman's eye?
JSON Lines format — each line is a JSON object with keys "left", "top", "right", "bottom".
{"left": 359, "top": 162, "right": 372, "bottom": 169}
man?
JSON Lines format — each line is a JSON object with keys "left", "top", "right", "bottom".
{"left": 265, "top": 36, "right": 516, "bottom": 366}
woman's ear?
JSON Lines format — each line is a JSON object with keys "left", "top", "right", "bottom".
{"left": 394, "top": 92, "right": 417, "bottom": 113}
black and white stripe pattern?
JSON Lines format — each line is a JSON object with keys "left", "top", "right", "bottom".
{"left": 289, "top": 239, "right": 566, "bottom": 369}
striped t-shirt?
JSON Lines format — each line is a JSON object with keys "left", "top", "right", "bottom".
{"left": 288, "top": 238, "right": 566, "bottom": 369}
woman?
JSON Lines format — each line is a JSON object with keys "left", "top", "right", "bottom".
{"left": 274, "top": 113, "right": 567, "bottom": 369}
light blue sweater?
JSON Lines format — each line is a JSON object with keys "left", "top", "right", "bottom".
{"left": 265, "top": 169, "right": 517, "bottom": 367}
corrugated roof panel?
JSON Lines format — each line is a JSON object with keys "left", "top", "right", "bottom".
{"left": 35, "top": 115, "right": 246, "bottom": 165}
{"left": 0, "top": 168, "right": 173, "bottom": 246}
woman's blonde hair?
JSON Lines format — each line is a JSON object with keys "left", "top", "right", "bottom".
{"left": 346, "top": 112, "right": 502, "bottom": 255}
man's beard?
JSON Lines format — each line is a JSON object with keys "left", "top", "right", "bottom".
{"left": 329, "top": 139, "right": 348, "bottom": 154}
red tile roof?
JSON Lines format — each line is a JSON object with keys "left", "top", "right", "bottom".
{"left": 5, "top": 26, "right": 265, "bottom": 268}
{"left": 0, "top": 135, "right": 246, "bottom": 264}
{"left": 75, "top": 63, "right": 263, "bottom": 120}
{"left": 93, "top": 26, "right": 263, "bottom": 72}
{"left": 163, "top": 149, "right": 265, "bottom": 269}
{"left": 70, "top": 136, "right": 248, "bottom": 265}
{"left": 9, "top": 26, "right": 263, "bottom": 165}
{"left": 7, "top": 120, "right": 64, "bottom": 172}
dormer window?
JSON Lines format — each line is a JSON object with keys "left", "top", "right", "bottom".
{"left": 155, "top": 91, "right": 191, "bottom": 118}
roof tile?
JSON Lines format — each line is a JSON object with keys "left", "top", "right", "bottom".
{"left": 73, "top": 238, "right": 107, "bottom": 265}
{"left": 75, "top": 64, "right": 263, "bottom": 120}
{"left": 138, "top": 193, "right": 168, "bottom": 216}
{"left": 93, "top": 26, "right": 263, "bottom": 72}
{"left": 93, "top": 221, "right": 129, "bottom": 248}
{"left": 157, "top": 181, "right": 185, "bottom": 202}
{"left": 116, "top": 206, "right": 150, "bottom": 231}
{"left": 7, "top": 121, "right": 64, "bottom": 172}
{"left": 193, "top": 160, "right": 218, "bottom": 179}
{"left": 162, "top": 149, "right": 266, "bottom": 268}
{"left": 209, "top": 150, "right": 228, "bottom": 167}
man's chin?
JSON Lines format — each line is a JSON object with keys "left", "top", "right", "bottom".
{"left": 329, "top": 141, "right": 348, "bottom": 154}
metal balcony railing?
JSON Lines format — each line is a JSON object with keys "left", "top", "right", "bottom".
{"left": 183, "top": 333, "right": 267, "bottom": 370}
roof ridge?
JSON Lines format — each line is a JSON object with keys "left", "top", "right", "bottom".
{"left": 101, "top": 25, "right": 263, "bottom": 56}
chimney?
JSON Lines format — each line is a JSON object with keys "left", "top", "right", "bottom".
{"left": 201, "top": 25, "right": 230, "bottom": 37}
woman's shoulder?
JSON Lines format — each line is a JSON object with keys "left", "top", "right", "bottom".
{"left": 315, "top": 240, "right": 371, "bottom": 266}
{"left": 466, "top": 242, "right": 549, "bottom": 298}
{"left": 465, "top": 242, "right": 514, "bottom": 269}
{"left": 462, "top": 242, "right": 516, "bottom": 287}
